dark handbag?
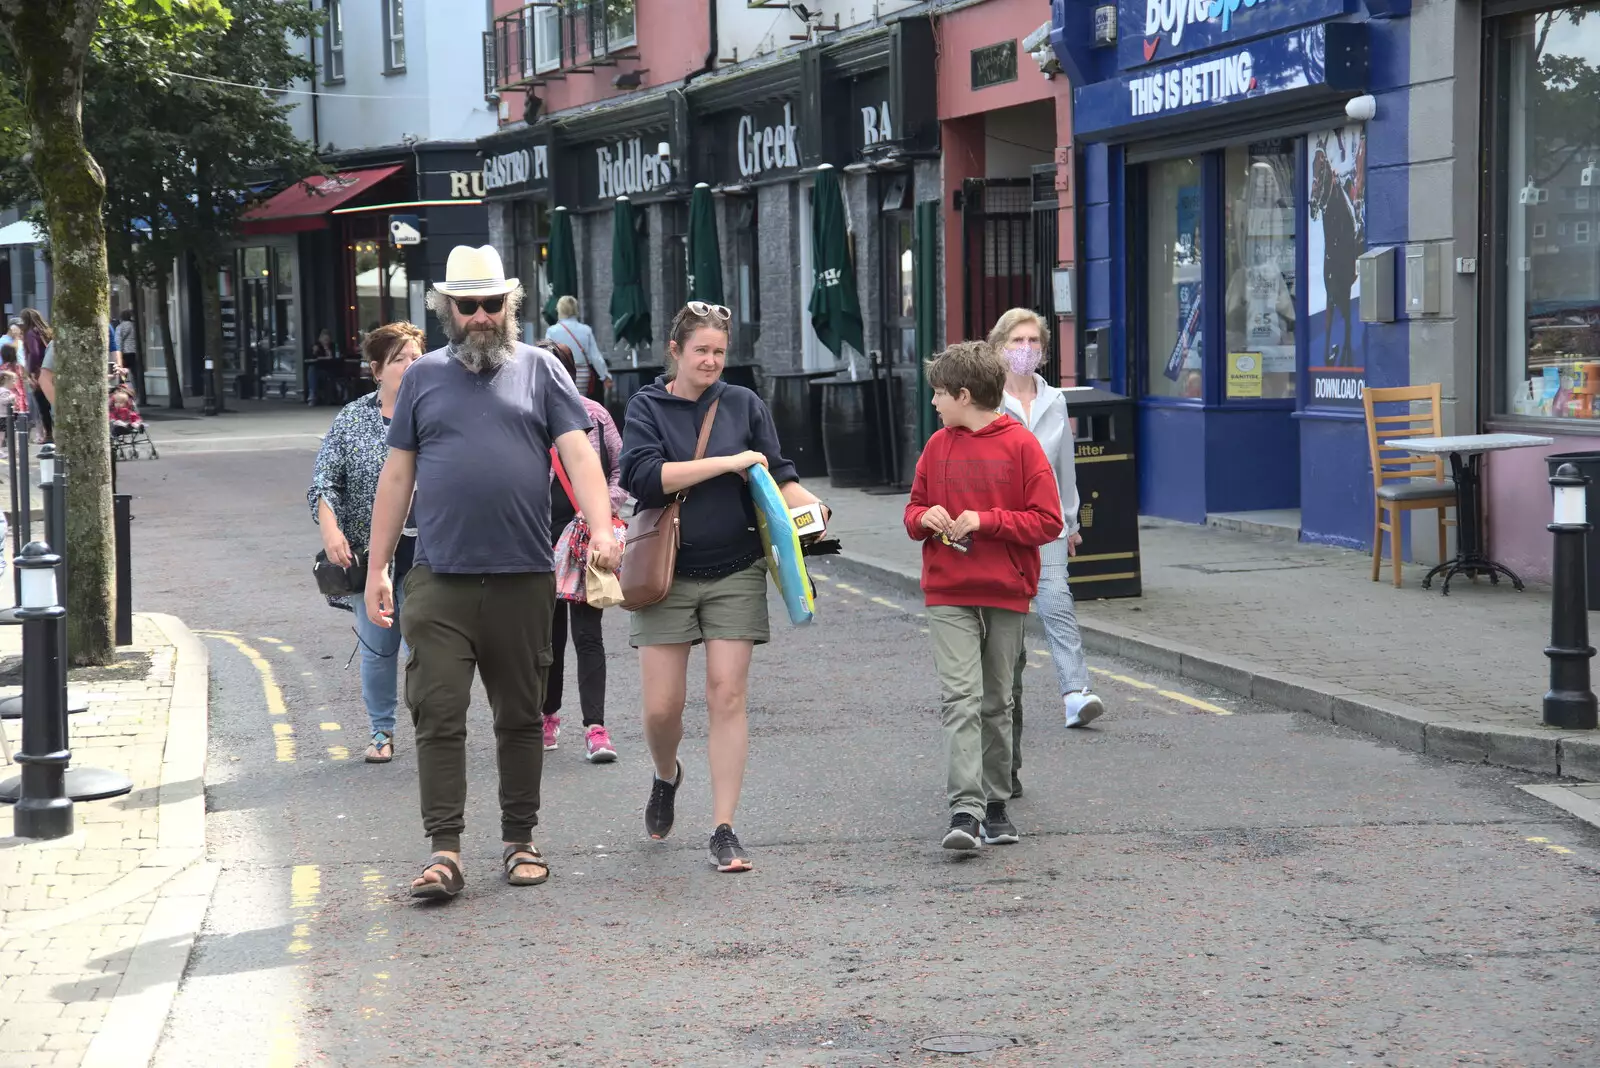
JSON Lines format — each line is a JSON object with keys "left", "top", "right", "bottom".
{"left": 619, "top": 397, "right": 719, "bottom": 611}
{"left": 314, "top": 548, "right": 368, "bottom": 598}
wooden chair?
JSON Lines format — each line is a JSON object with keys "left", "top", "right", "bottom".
{"left": 1363, "top": 383, "right": 1456, "bottom": 587}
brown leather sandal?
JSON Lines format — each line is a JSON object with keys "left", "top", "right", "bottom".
{"left": 410, "top": 853, "right": 464, "bottom": 900}
{"left": 503, "top": 844, "right": 549, "bottom": 886}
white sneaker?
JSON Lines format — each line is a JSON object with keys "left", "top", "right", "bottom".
{"left": 1064, "top": 690, "right": 1104, "bottom": 728}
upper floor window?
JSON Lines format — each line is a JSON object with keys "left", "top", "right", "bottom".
{"left": 383, "top": 0, "right": 406, "bottom": 73}
{"left": 534, "top": 3, "right": 560, "bottom": 73}
{"left": 323, "top": 0, "right": 344, "bottom": 83}
{"left": 592, "top": 1, "right": 636, "bottom": 55}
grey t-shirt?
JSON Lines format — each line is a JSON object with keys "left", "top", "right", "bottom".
{"left": 387, "top": 341, "right": 591, "bottom": 574}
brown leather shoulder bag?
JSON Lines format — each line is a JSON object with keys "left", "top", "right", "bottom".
{"left": 619, "top": 396, "right": 719, "bottom": 610}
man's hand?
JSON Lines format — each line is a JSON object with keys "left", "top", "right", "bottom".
{"left": 920, "top": 505, "right": 953, "bottom": 534}
{"left": 948, "top": 510, "right": 982, "bottom": 541}
{"left": 1068, "top": 532, "right": 1083, "bottom": 557}
{"left": 365, "top": 571, "right": 395, "bottom": 629}
{"left": 321, "top": 524, "right": 354, "bottom": 568}
{"left": 589, "top": 526, "right": 622, "bottom": 571}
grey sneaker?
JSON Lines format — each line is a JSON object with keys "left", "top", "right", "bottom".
{"left": 981, "top": 801, "right": 1019, "bottom": 845}
{"left": 1064, "top": 690, "right": 1104, "bottom": 728}
{"left": 942, "top": 813, "right": 982, "bottom": 851}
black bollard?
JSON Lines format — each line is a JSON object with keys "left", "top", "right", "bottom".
{"left": 114, "top": 494, "right": 132, "bottom": 647}
{"left": 9, "top": 541, "right": 72, "bottom": 839}
{"left": 1545, "top": 463, "right": 1598, "bottom": 730}
{"left": 41, "top": 449, "right": 67, "bottom": 699}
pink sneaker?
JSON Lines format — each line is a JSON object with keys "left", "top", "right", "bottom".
{"left": 585, "top": 724, "right": 617, "bottom": 763}
{"left": 543, "top": 715, "right": 560, "bottom": 751}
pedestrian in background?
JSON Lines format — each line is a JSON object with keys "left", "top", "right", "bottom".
{"left": 306, "top": 328, "right": 336, "bottom": 406}
{"left": 905, "top": 341, "right": 1062, "bottom": 851}
{"left": 992, "top": 308, "right": 1103, "bottom": 800}
{"left": 117, "top": 309, "right": 145, "bottom": 405}
{"left": 541, "top": 338, "right": 625, "bottom": 764}
{"left": 364, "top": 245, "right": 618, "bottom": 901}
{"left": 546, "top": 295, "right": 608, "bottom": 401}
{"left": 0, "top": 320, "right": 21, "bottom": 363}
{"left": 19, "top": 308, "right": 52, "bottom": 442}
{"left": 619, "top": 301, "right": 828, "bottom": 873}
{"left": 308, "top": 321, "right": 424, "bottom": 764}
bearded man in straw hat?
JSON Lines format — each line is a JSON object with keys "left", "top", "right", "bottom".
{"left": 365, "top": 244, "right": 621, "bottom": 901}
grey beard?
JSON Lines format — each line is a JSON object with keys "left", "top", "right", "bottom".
{"left": 450, "top": 328, "right": 513, "bottom": 373}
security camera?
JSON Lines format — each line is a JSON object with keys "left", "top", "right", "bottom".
{"left": 1345, "top": 95, "right": 1376, "bottom": 122}
{"left": 657, "top": 141, "right": 671, "bottom": 161}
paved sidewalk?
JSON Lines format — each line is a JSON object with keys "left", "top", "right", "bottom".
{"left": 823, "top": 486, "right": 1600, "bottom": 779}
{"left": 0, "top": 613, "right": 213, "bottom": 1068}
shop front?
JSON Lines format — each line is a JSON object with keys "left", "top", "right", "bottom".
{"left": 1055, "top": 0, "right": 1425, "bottom": 545}
{"left": 478, "top": 126, "right": 554, "bottom": 344}
{"left": 551, "top": 93, "right": 687, "bottom": 373}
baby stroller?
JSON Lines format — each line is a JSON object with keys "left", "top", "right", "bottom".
{"left": 109, "top": 383, "right": 158, "bottom": 460}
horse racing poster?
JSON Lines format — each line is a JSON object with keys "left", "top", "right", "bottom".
{"left": 1307, "top": 123, "right": 1367, "bottom": 408}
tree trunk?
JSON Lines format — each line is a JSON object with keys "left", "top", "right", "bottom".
{"left": 1, "top": 0, "right": 115, "bottom": 666}
{"left": 156, "top": 269, "right": 182, "bottom": 410}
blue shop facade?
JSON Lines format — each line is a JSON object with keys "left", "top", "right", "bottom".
{"left": 1051, "top": 0, "right": 1421, "bottom": 546}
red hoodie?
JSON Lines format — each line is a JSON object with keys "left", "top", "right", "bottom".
{"left": 904, "top": 414, "right": 1064, "bottom": 613}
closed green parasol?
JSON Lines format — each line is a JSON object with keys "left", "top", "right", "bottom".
{"left": 808, "top": 164, "right": 865, "bottom": 359}
{"left": 687, "top": 182, "right": 725, "bottom": 305}
{"left": 542, "top": 206, "right": 578, "bottom": 326}
{"left": 609, "top": 196, "right": 652, "bottom": 346}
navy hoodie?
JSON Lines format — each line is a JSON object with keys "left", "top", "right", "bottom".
{"left": 620, "top": 377, "right": 798, "bottom": 578}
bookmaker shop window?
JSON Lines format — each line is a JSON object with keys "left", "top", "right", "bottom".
{"left": 1492, "top": 1, "right": 1600, "bottom": 423}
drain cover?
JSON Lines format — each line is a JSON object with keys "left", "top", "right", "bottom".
{"left": 918, "top": 1034, "right": 1015, "bottom": 1054}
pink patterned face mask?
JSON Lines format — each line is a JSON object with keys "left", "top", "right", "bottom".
{"left": 1003, "top": 343, "right": 1042, "bottom": 375}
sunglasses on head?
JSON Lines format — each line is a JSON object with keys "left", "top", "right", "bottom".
{"left": 451, "top": 295, "right": 505, "bottom": 316}
{"left": 686, "top": 301, "right": 731, "bottom": 321}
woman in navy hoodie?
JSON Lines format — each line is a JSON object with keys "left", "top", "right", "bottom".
{"left": 619, "top": 302, "right": 828, "bottom": 873}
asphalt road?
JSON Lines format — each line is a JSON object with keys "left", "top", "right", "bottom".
{"left": 119, "top": 412, "right": 1600, "bottom": 1067}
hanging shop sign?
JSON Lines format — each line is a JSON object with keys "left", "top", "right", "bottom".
{"left": 736, "top": 100, "right": 802, "bottom": 179}
{"left": 569, "top": 131, "right": 677, "bottom": 206}
{"left": 1074, "top": 23, "right": 1367, "bottom": 138}
{"left": 1120, "top": 0, "right": 1349, "bottom": 69}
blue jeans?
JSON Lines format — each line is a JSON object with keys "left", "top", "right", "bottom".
{"left": 354, "top": 583, "right": 405, "bottom": 737}
{"left": 1010, "top": 540, "right": 1089, "bottom": 781}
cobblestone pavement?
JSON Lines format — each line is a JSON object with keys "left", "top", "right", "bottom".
{"left": 0, "top": 614, "right": 213, "bottom": 1068}
{"left": 827, "top": 487, "right": 1557, "bottom": 735}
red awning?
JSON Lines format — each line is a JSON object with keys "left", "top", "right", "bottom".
{"left": 240, "top": 165, "right": 405, "bottom": 235}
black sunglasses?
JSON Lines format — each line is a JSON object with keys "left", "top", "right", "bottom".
{"left": 451, "top": 295, "right": 505, "bottom": 316}
{"left": 686, "top": 301, "right": 731, "bottom": 321}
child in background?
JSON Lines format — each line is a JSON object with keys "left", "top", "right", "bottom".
{"left": 0, "top": 369, "right": 21, "bottom": 458}
{"left": 109, "top": 385, "right": 142, "bottom": 435}
{"left": 904, "top": 341, "right": 1063, "bottom": 852}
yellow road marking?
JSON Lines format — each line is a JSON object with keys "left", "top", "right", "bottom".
{"left": 327, "top": 746, "right": 350, "bottom": 761}
{"left": 278, "top": 645, "right": 295, "bottom": 653}
{"left": 1089, "top": 665, "right": 1158, "bottom": 691}
{"left": 207, "top": 633, "right": 289, "bottom": 718}
{"left": 287, "top": 864, "right": 321, "bottom": 957}
{"left": 870, "top": 596, "right": 903, "bottom": 611}
{"left": 811, "top": 573, "right": 832, "bottom": 583}
{"left": 1527, "top": 836, "right": 1575, "bottom": 856}
{"left": 320, "top": 722, "right": 340, "bottom": 731}
{"left": 836, "top": 583, "right": 864, "bottom": 595}
{"left": 194, "top": 628, "right": 239, "bottom": 636}
{"left": 272, "top": 722, "right": 296, "bottom": 762}
{"left": 260, "top": 636, "right": 284, "bottom": 644}
{"left": 361, "top": 869, "right": 390, "bottom": 1018}
{"left": 1158, "top": 689, "right": 1233, "bottom": 715}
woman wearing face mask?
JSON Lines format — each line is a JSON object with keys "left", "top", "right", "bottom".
{"left": 991, "top": 309, "right": 1104, "bottom": 797}
{"left": 308, "top": 322, "right": 424, "bottom": 764}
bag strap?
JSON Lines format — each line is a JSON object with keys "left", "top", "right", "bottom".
{"left": 551, "top": 447, "right": 580, "bottom": 514}
{"left": 692, "top": 397, "right": 720, "bottom": 461}
{"left": 557, "top": 323, "right": 592, "bottom": 365}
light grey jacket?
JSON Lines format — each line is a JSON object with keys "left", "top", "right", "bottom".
{"left": 1002, "top": 375, "right": 1081, "bottom": 537}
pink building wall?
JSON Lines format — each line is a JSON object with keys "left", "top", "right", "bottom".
{"left": 935, "top": 0, "right": 1075, "bottom": 382}
{"left": 491, "top": 0, "right": 712, "bottom": 126}
{"left": 1486, "top": 437, "right": 1595, "bottom": 583}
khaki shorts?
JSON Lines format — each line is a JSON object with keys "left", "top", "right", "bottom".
{"left": 629, "top": 561, "right": 771, "bottom": 647}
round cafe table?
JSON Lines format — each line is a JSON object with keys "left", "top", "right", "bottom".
{"left": 1381, "top": 432, "right": 1554, "bottom": 594}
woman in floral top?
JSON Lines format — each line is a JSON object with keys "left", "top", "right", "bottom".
{"left": 543, "top": 340, "right": 627, "bottom": 763}
{"left": 308, "top": 322, "right": 423, "bottom": 763}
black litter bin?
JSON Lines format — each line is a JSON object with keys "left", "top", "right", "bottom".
{"left": 1064, "top": 387, "right": 1140, "bottom": 600}
{"left": 768, "top": 371, "right": 834, "bottom": 479}
{"left": 818, "top": 376, "right": 886, "bottom": 488}
{"left": 1548, "top": 451, "right": 1600, "bottom": 610}
{"left": 606, "top": 364, "right": 664, "bottom": 432}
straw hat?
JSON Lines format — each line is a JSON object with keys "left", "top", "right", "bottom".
{"left": 433, "top": 244, "right": 519, "bottom": 298}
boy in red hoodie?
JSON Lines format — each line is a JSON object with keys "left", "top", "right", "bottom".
{"left": 905, "top": 341, "right": 1063, "bottom": 851}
